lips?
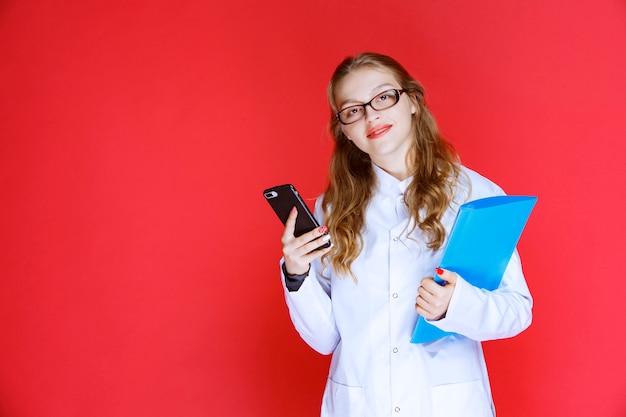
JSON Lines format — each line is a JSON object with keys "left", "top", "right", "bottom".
{"left": 367, "top": 124, "right": 391, "bottom": 139}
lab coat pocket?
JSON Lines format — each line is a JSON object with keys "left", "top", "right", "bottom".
{"left": 322, "top": 377, "right": 364, "bottom": 417}
{"left": 431, "top": 379, "right": 493, "bottom": 417}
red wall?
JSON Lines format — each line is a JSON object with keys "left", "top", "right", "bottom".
{"left": 1, "top": 1, "right": 625, "bottom": 416}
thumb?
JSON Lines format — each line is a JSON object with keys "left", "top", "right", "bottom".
{"left": 434, "top": 267, "right": 458, "bottom": 285}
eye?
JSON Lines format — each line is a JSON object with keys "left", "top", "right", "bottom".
{"left": 375, "top": 91, "right": 392, "bottom": 103}
{"left": 340, "top": 106, "right": 363, "bottom": 121}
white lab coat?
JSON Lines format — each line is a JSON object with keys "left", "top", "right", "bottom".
{"left": 281, "top": 165, "right": 532, "bottom": 417}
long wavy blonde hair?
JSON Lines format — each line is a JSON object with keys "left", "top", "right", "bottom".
{"left": 322, "top": 52, "right": 461, "bottom": 278}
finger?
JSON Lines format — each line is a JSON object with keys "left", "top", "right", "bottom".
{"left": 415, "top": 297, "right": 435, "bottom": 317}
{"left": 416, "top": 291, "right": 447, "bottom": 320}
{"left": 282, "top": 206, "right": 298, "bottom": 240}
{"left": 303, "top": 224, "right": 329, "bottom": 241}
{"left": 283, "top": 228, "right": 331, "bottom": 273}
{"left": 301, "top": 242, "right": 332, "bottom": 263}
{"left": 417, "top": 286, "right": 445, "bottom": 310}
{"left": 415, "top": 294, "right": 427, "bottom": 311}
{"left": 300, "top": 233, "right": 331, "bottom": 254}
{"left": 417, "top": 282, "right": 436, "bottom": 301}
{"left": 285, "top": 224, "right": 328, "bottom": 251}
{"left": 287, "top": 241, "right": 332, "bottom": 275}
{"left": 434, "top": 267, "right": 458, "bottom": 285}
{"left": 420, "top": 277, "right": 447, "bottom": 296}
{"left": 416, "top": 281, "right": 439, "bottom": 308}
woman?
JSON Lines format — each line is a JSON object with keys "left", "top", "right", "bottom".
{"left": 280, "top": 52, "right": 532, "bottom": 417}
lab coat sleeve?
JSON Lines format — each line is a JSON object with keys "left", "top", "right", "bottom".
{"left": 427, "top": 249, "right": 533, "bottom": 341}
{"left": 281, "top": 258, "right": 340, "bottom": 355}
{"left": 280, "top": 195, "right": 339, "bottom": 355}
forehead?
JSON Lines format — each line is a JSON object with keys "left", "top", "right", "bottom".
{"left": 334, "top": 67, "right": 399, "bottom": 106}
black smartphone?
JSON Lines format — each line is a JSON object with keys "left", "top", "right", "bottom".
{"left": 263, "top": 184, "right": 331, "bottom": 249}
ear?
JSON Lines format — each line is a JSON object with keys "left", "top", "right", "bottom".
{"left": 341, "top": 128, "right": 352, "bottom": 142}
{"left": 409, "top": 94, "right": 419, "bottom": 115}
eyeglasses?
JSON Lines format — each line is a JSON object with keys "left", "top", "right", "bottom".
{"left": 336, "top": 89, "right": 405, "bottom": 125}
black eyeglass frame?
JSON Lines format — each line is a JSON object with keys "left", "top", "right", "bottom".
{"left": 335, "top": 89, "right": 406, "bottom": 125}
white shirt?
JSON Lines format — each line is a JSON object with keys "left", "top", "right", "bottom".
{"left": 281, "top": 165, "right": 532, "bottom": 417}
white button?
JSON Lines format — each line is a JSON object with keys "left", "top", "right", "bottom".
{"left": 393, "top": 347, "right": 398, "bottom": 353}
{"left": 394, "top": 406, "right": 401, "bottom": 412}
{"left": 392, "top": 293, "right": 398, "bottom": 298}
{"left": 393, "top": 236, "right": 399, "bottom": 241}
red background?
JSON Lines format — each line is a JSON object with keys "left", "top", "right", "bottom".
{"left": 1, "top": 1, "right": 625, "bottom": 416}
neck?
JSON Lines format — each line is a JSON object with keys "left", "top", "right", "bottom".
{"left": 371, "top": 156, "right": 410, "bottom": 181}
{"left": 373, "top": 162, "right": 410, "bottom": 181}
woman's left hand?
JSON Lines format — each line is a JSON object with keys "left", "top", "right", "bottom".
{"left": 415, "top": 268, "right": 457, "bottom": 320}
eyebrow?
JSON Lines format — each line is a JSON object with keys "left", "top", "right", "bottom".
{"left": 338, "top": 83, "right": 398, "bottom": 109}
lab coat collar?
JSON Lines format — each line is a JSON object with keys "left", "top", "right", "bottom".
{"left": 372, "top": 163, "right": 412, "bottom": 197}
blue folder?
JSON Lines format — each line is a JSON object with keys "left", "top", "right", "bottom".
{"left": 410, "top": 195, "right": 538, "bottom": 344}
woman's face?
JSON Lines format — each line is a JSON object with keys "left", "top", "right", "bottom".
{"left": 334, "top": 67, "right": 417, "bottom": 178}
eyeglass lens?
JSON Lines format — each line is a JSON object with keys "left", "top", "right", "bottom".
{"left": 337, "top": 89, "right": 401, "bottom": 124}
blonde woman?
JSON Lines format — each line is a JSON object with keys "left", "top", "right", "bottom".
{"left": 280, "top": 52, "right": 532, "bottom": 417}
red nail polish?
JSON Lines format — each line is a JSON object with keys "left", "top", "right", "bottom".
{"left": 435, "top": 267, "right": 444, "bottom": 275}
{"left": 318, "top": 226, "right": 328, "bottom": 234}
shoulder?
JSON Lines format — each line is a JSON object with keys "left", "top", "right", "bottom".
{"left": 456, "top": 165, "right": 506, "bottom": 202}
{"left": 313, "top": 194, "right": 326, "bottom": 224}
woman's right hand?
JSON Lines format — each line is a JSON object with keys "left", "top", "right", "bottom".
{"left": 281, "top": 206, "right": 332, "bottom": 275}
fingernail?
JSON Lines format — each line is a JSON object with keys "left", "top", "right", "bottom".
{"left": 435, "top": 267, "right": 444, "bottom": 275}
{"left": 291, "top": 206, "right": 297, "bottom": 214}
{"left": 318, "top": 225, "right": 328, "bottom": 234}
